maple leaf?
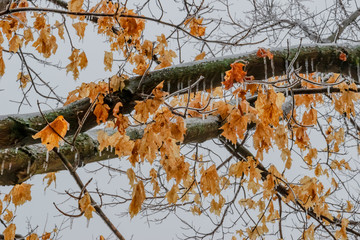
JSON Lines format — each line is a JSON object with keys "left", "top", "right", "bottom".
{"left": 335, "top": 218, "right": 349, "bottom": 240}
{"left": 210, "top": 195, "right": 225, "bottom": 216}
{"left": 3, "top": 209, "right": 13, "bottom": 222}
{"left": 68, "top": 0, "right": 84, "bottom": 12}
{"left": 26, "top": 234, "right": 39, "bottom": 240}
{"left": 9, "top": 35, "right": 22, "bottom": 53}
{"left": 66, "top": 49, "right": 88, "bottom": 79}
{"left": 32, "top": 115, "right": 69, "bottom": 151}
{"left": 302, "top": 108, "right": 317, "bottom": 125}
{"left": 166, "top": 184, "right": 179, "bottom": 204}
{"left": 104, "top": 51, "right": 113, "bottom": 71}
{"left": 43, "top": 172, "right": 56, "bottom": 189}
{"left": 3, "top": 223, "right": 16, "bottom": 240}
{"left": 110, "top": 74, "right": 127, "bottom": 92}
{"left": 10, "top": 183, "right": 32, "bottom": 206}
{"left": 127, "top": 168, "right": 136, "bottom": 187}
{"left": 94, "top": 102, "right": 110, "bottom": 124}
{"left": 190, "top": 205, "right": 202, "bottom": 215}
{"left": 129, "top": 181, "right": 146, "bottom": 218}
{"left": 32, "top": 28, "right": 58, "bottom": 58}
{"left": 16, "top": 72, "right": 30, "bottom": 88}
{"left": 194, "top": 51, "right": 205, "bottom": 61}
{"left": 54, "top": 21, "right": 64, "bottom": 40}
{"left": 23, "top": 28, "right": 34, "bottom": 45}
{"left": 73, "top": 22, "right": 87, "bottom": 39}
{"left": 200, "top": 165, "right": 220, "bottom": 197}
{"left": 184, "top": 17, "right": 206, "bottom": 37}
{"left": 257, "top": 48, "right": 273, "bottom": 59}
{"left": 79, "top": 192, "right": 95, "bottom": 220}
{"left": 222, "top": 62, "right": 247, "bottom": 90}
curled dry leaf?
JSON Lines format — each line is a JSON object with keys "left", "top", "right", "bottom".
{"left": 32, "top": 115, "right": 69, "bottom": 151}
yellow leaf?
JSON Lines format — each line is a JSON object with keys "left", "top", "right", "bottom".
{"left": 99, "top": 236, "right": 105, "bottom": 240}
{"left": 346, "top": 200, "right": 353, "bottom": 212}
{"left": 54, "top": 21, "right": 64, "bottom": 40}
{"left": 32, "top": 115, "right": 69, "bottom": 151}
{"left": 165, "top": 184, "right": 179, "bottom": 204}
{"left": 79, "top": 192, "right": 95, "bottom": 220}
{"left": 3, "top": 223, "right": 16, "bottom": 240}
{"left": 16, "top": 72, "right": 30, "bottom": 88}
{"left": 9, "top": 35, "right": 22, "bottom": 53}
{"left": 0, "top": 47, "right": 5, "bottom": 76}
{"left": 104, "top": 51, "right": 113, "bottom": 71}
{"left": 127, "top": 168, "right": 136, "bottom": 187}
{"left": 200, "top": 165, "right": 220, "bottom": 197}
{"left": 303, "top": 224, "right": 314, "bottom": 240}
{"left": 68, "top": 0, "right": 84, "bottom": 12}
{"left": 195, "top": 51, "right": 205, "bottom": 61}
{"left": 129, "top": 181, "right": 146, "bottom": 218}
{"left": 23, "top": 28, "right": 34, "bottom": 45}
{"left": 43, "top": 172, "right": 56, "bottom": 189}
{"left": 73, "top": 22, "right": 87, "bottom": 39}
{"left": 26, "top": 233, "right": 39, "bottom": 240}
{"left": 3, "top": 209, "right": 13, "bottom": 222}
{"left": 11, "top": 183, "right": 32, "bottom": 206}
{"left": 190, "top": 205, "right": 201, "bottom": 215}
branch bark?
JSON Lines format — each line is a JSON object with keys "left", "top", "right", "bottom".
{"left": 1, "top": 44, "right": 360, "bottom": 150}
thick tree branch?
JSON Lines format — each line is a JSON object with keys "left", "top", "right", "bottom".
{"left": 1, "top": 44, "right": 360, "bottom": 150}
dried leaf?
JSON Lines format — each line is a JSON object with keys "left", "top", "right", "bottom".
{"left": 73, "top": 22, "right": 87, "bottom": 39}
{"left": 194, "top": 51, "right": 205, "bottom": 61}
{"left": 32, "top": 116, "right": 69, "bottom": 151}
{"left": 129, "top": 181, "right": 146, "bottom": 218}
{"left": 43, "top": 172, "right": 56, "bottom": 189}
{"left": 11, "top": 183, "right": 32, "bottom": 206}
{"left": 79, "top": 192, "right": 95, "bottom": 220}
{"left": 3, "top": 223, "right": 16, "bottom": 240}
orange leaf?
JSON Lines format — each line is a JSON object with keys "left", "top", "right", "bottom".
{"left": 79, "top": 192, "right": 95, "bottom": 220}
{"left": 222, "top": 62, "right": 247, "bottom": 89}
{"left": 129, "top": 181, "right": 146, "bottom": 218}
{"left": 32, "top": 116, "right": 69, "bottom": 151}
{"left": 200, "top": 165, "right": 220, "bottom": 197}
{"left": 194, "top": 51, "right": 205, "bottom": 61}
{"left": 104, "top": 51, "right": 113, "bottom": 71}
{"left": 73, "top": 22, "right": 87, "bottom": 39}
{"left": 11, "top": 183, "right": 32, "bottom": 206}
{"left": 257, "top": 48, "right": 273, "bottom": 59}
{"left": 339, "top": 52, "right": 347, "bottom": 61}
{"left": 26, "top": 233, "right": 39, "bottom": 240}
{"left": 3, "top": 209, "right": 13, "bottom": 222}
{"left": 43, "top": 172, "right": 56, "bottom": 189}
{"left": 165, "top": 184, "right": 179, "bottom": 204}
{"left": 3, "top": 223, "right": 16, "bottom": 240}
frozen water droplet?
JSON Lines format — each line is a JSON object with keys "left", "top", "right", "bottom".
{"left": 71, "top": 146, "right": 74, "bottom": 152}
{"left": 15, "top": 148, "right": 18, "bottom": 154}
{"left": 263, "top": 57, "right": 267, "bottom": 80}
{"left": 348, "top": 66, "right": 352, "bottom": 78}
{"left": 327, "top": 86, "right": 331, "bottom": 95}
{"left": 99, "top": 151, "right": 102, "bottom": 157}
{"left": 167, "top": 81, "right": 170, "bottom": 93}
{"left": 8, "top": 162, "right": 11, "bottom": 170}
{"left": 86, "top": 219, "right": 90, "bottom": 228}
{"left": 110, "top": 146, "right": 113, "bottom": 152}
{"left": 305, "top": 58, "right": 309, "bottom": 76}
{"left": 27, "top": 160, "right": 31, "bottom": 174}
{"left": 70, "top": 218, "right": 74, "bottom": 230}
{"left": 1, "top": 160, "right": 4, "bottom": 175}
{"left": 357, "top": 62, "right": 360, "bottom": 83}
{"left": 285, "top": 88, "right": 289, "bottom": 97}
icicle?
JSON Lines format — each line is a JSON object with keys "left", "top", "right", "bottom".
{"left": 285, "top": 88, "right": 289, "bottom": 97}
{"left": 110, "top": 146, "right": 113, "bottom": 152}
{"left": 357, "top": 62, "right": 360, "bottom": 84}
{"left": 99, "top": 151, "right": 102, "bottom": 157}
{"left": 202, "top": 78, "right": 206, "bottom": 102}
{"left": 15, "top": 148, "right": 18, "bottom": 154}
{"left": 296, "top": 61, "right": 299, "bottom": 70}
{"left": 46, "top": 150, "right": 49, "bottom": 163}
{"left": 263, "top": 57, "right": 268, "bottom": 80}
{"left": 210, "top": 79, "right": 213, "bottom": 95}
{"left": 1, "top": 160, "right": 4, "bottom": 175}
{"left": 167, "top": 81, "right": 171, "bottom": 93}
{"left": 271, "top": 58, "right": 275, "bottom": 78}
{"left": 311, "top": 58, "right": 314, "bottom": 71}
{"left": 27, "top": 160, "right": 31, "bottom": 174}
{"left": 71, "top": 146, "right": 74, "bottom": 152}
{"left": 327, "top": 86, "right": 331, "bottom": 95}
{"left": 86, "top": 219, "right": 90, "bottom": 228}
{"left": 305, "top": 58, "right": 309, "bottom": 76}
{"left": 285, "top": 60, "right": 289, "bottom": 73}
{"left": 70, "top": 218, "right": 74, "bottom": 230}
{"left": 348, "top": 65, "right": 352, "bottom": 79}
{"left": 8, "top": 162, "right": 11, "bottom": 171}
{"left": 75, "top": 152, "right": 78, "bottom": 164}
